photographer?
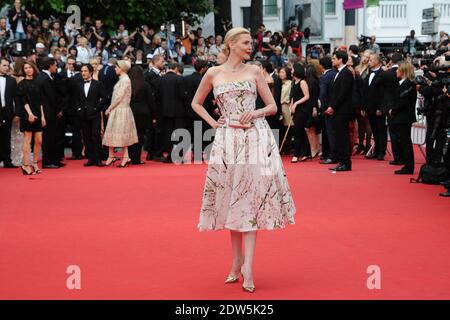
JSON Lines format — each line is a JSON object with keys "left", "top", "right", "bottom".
{"left": 403, "top": 30, "right": 423, "bottom": 56}
{"left": 367, "top": 36, "right": 380, "bottom": 54}
{"left": 130, "top": 25, "right": 151, "bottom": 55}
{"left": 8, "top": 0, "right": 31, "bottom": 40}
{"left": 0, "top": 17, "right": 13, "bottom": 52}
{"left": 416, "top": 62, "right": 449, "bottom": 164}
{"left": 431, "top": 83, "right": 450, "bottom": 162}
{"left": 430, "top": 83, "right": 450, "bottom": 197}
{"left": 89, "top": 20, "right": 108, "bottom": 49}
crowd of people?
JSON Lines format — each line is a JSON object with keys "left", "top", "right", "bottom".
{"left": 0, "top": 1, "right": 449, "bottom": 196}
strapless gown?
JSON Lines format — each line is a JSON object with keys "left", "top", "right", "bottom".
{"left": 198, "top": 80, "right": 296, "bottom": 232}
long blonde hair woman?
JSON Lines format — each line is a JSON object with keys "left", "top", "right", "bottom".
{"left": 192, "top": 27, "right": 296, "bottom": 293}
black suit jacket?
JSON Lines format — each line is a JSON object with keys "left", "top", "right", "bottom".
{"left": 159, "top": 71, "right": 185, "bottom": 118}
{"left": 363, "top": 68, "right": 392, "bottom": 114}
{"left": 55, "top": 71, "right": 83, "bottom": 116}
{"left": 272, "top": 73, "right": 283, "bottom": 119}
{"left": 390, "top": 79, "right": 417, "bottom": 125}
{"left": 183, "top": 72, "right": 203, "bottom": 119}
{"left": 329, "top": 66, "right": 354, "bottom": 115}
{"left": 0, "top": 75, "right": 18, "bottom": 121}
{"left": 98, "top": 64, "right": 119, "bottom": 102}
{"left": 144, "top": 69, "right": 162, "bottom": 119}
{"left": 76, "top": 80, "right": 108, "bottom": 120}
{"left": 36, "top": 72, "right": 60, "bottom": 121}
{"left": 385, "top": 67, "right": 399, "bottom": 111}
{"left": 130, "top": 82, "right": 153, "bottom": 117}
{"left": 319, "top": 69, "right": 338, "bottom": 112}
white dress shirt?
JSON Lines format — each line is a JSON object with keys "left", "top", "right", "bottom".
{"left": 0, "top": 75, "right": 6, "bottom": 107}
{"left": 42, "top": 70, "right": 53, "bottom": 80}
{"left": 334, "top": 65, "right": 346, "bottom": 82}
{"left": 84, "top": 80, "right": 91, "bottom": 97}
{"left": 368, "top": 67, "right": 381, "bottom": 86}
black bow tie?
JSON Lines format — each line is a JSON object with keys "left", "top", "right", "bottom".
{"left": 0, "top": 74, "right": 6, "bottom": 78}
{"left": 84, "top": 80, "right": 91, "bottom": 84}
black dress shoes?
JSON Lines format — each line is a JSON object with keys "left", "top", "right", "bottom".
{"left": 43, "top": 164, "right": 60, "bottom": 169}
{"left": 365, "top": 154, "right": 377, "bottom": 160}
{"left": 389, "top": 160, "right": 404, "bottom": 166}
{"left": 395, "top": 167, "right": 414, "bottom": 175}
{"left": 320, "top": 159, "right": 338, "bottom": 165}
{"left": 146, "top": 154, "right": 154, "bottom": 161}
{"left": 377, "top": 155, "right": 385, "bottom": 161}
{"left": 57, "top": 162, "right": 67, "bottom": 167}
{"left": 3, "top": 162, "right": 18, "bottom": 168}
{"left": 439, "top": 191, "right": 450, "bottom": 197}
{"left": 329, "top": 164, "right": 352, "bottom": 172}
{"left": 68, "top": 155, "right": 83, "bottom": 160}
{"left": 84, "top": 161, "right": 95, "bottom": 167}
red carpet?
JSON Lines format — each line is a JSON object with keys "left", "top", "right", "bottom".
{"left": 1, "top": 148, "right": 449, "bottom": 300}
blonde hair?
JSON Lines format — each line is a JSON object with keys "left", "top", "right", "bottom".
{"left": 398, "top": 61, "right": 415, "bottom": 81}
{"left": 223, "top": 27, "right": 251, "bottom": 57}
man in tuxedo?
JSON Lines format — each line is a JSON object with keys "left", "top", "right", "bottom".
{"left": 362, "top": 53, "right": 389, "bottom": 161}
{"left": 55, "top": 56, "right": 84, "bottom": 160}
{"left": 76, "top": 64, "right": 108, "bottom": 167}
{"left": 0, "top": 57, "right": 18, "bottom": 168}
{"left": 144, "top": 54, "right": 164, "bottom": 161}
{"left": 159, "top": 62, "right": 186, "bottom": 163}
{"left": 386, "top": 53, "right": 403, "bottom": 165}
{"left": 319, "top": 56, "right": 338, "bottom": 165}
{"left": 183, "top": 59, "right": 209, "bottom": 162}
{"left": 36, "top": 57, "right": 63, "bottom": 168}
{"left": 325, "top": 50, "right": 354, "bottom": 172}
{"left": 388, "top": 69, "right": 417, "bottom": 175}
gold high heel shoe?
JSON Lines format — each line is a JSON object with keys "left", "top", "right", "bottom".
{"left": 242, "top": 285, "right": 256, "bottom": 293}
{"left": 225, "top": 257, "right": 244, "bottom": 284}
{"left": 224, "top": 275, "right": 240, "bottom": 284}
{"left": 240, "top": 266, "right": 256, "bottom": 293}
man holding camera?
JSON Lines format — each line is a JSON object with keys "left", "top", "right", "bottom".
{"left": 89, "top": 20, "right": 108, "bottom": 49}
{"left": 417, "top": 63, "right": 450, "bottom": 165}
{"left": 0, "top": 17, "right": 13, "bottom": 52}
{"left": 8, "top": 0, "right": 31, "bottom": 40}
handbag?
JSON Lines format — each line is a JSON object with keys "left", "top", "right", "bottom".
{"left": 410, "top": 164, "right": 448, "bottom": 185}
{"left": 228, "top": 114, "right": 252, "bottom": 129}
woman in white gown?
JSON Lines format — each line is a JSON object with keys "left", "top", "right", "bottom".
{"left": 192, "top": 28, "right": 296, "bottom": 293}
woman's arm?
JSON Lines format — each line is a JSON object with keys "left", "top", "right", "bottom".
{"left": 191, "top": 68, "right": 224, "bottom": 129}
{"left": 40, "top": 105, "right": 46, "bottom": 127}
{"left": 106, "top": 79, "right": 127, "bottom": 115}
{"left": 290, "top": 80, "right": 310, "bottom": 114}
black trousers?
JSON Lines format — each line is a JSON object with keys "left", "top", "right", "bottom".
{"left": 335, "top": 114, "right": 351, "bottom": 167}
{"left": 186, "top": 118, "right": 210, "bottom": 161}
{"left": 368, "top": 113, "right": 387, "bottom": 157}
{"left": 163, "top": 117, "right": 186, "bottom": 160}
{"left": 144, "top": 120, "right": 163, "bottom": 158}
{"left": 81, "top": 116, "right": 102, "bottom": 163}
{"left": 293, "top": 110, "right": 311, "bottom": 158}
{"left": 324, "top": 115, "right": 336, "bottom": 160}
{"left": 393, "top": 122, "right": 414, "bottom": 170}
{"left": 42, "top": 117, "right": 58, "bottom": 166}
{"left": 320, "top": 115, "right": 330, "bottom": 159}
{"left": 0, "top": 113, "right": 12, "bottom": 165}
{"left": 129, "top": 126, "right": 146, "bottom": 163}
{"left": 65, "top": 115, "right": 83, "bottom": 158}
{"left": 389, "top": 119, "right": 403, "bottom": 162}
